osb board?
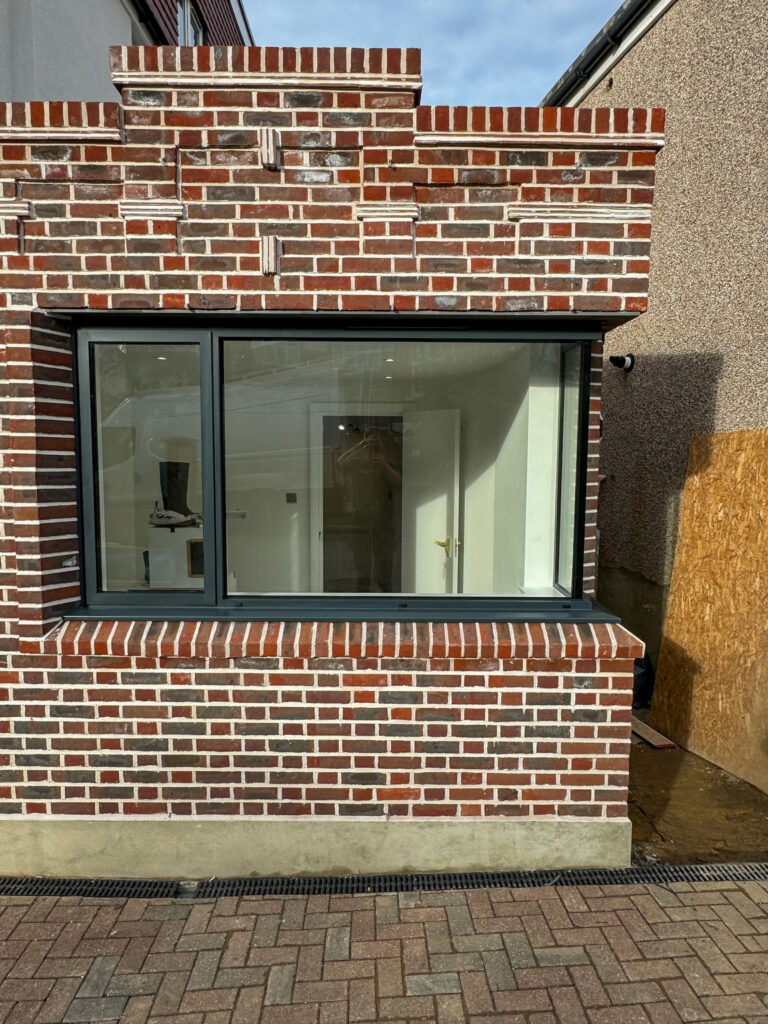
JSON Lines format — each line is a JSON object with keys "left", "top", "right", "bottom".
{"left": 649, "top": 428, "right": 768, "bottom": 794}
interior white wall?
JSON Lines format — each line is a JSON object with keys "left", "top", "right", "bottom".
{"left": 522, "top": 347, "right": 562, "bottom": 592}
{"left": 491, "top": 349, "right": 531, "bottom": 595}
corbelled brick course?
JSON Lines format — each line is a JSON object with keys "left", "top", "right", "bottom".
{"left": 0, "top": 46, "right": 661, "bottom": 863}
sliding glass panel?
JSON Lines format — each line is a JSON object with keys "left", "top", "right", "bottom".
{"left": 222, "top": 338, "right": 584, "bottom": 597}
{"left": 92, "top": 342, "right": 204, "bottom": 592}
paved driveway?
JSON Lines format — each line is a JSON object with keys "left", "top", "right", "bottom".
{"left": 0, "top": 878, "right": 766, "bottom": 1023}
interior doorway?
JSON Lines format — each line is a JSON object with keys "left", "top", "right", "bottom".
{"left": 310, "top": 404, "right": 461, "bottom": 594}
{"left": 322, "top": 414, "right": 403, "bottom": 593}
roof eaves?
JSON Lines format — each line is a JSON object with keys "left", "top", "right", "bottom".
{"left": 541, "top": 0, "right": 679, "bottom": 106}
{"left": 231, "top": 0, "right": 255, "bottom": 45}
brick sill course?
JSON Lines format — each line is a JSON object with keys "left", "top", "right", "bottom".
{"left": 37, "top": 619, "right": 644, "bottom": 661}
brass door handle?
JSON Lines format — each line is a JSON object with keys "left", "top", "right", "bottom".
{"left": 434, "top": 537, "right": 451, "bottom": 556}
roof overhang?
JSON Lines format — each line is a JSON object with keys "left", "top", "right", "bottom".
{"left": 541, "top": 0, "right": 680, "bottom": 106}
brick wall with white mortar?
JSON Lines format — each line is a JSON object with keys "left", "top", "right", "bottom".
{"left": 0, "top": 46, "right": 658, "bottom": 833}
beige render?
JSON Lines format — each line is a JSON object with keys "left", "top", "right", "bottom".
{"left": 576, "top": 0, "right": 768, "bottom": 662}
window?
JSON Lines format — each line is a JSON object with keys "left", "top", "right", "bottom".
{"left": 76, "top": 324, "right": 592, "bottom": 618}
{"left": 177, "top": 0, "right": 205, "bottom": 44}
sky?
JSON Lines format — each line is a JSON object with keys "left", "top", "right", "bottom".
{"left": 241, "top": 0, "right": 621, "bottom": 106}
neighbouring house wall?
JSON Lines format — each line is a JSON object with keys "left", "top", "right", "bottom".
{"left": 0, "top": 0, "right": 132, "bottom": 101}
{"left": 0, "top": 46, "right": 661, "bottom": 873}
{"left": 578, "top": 0, "right": 768, "bottom": 663}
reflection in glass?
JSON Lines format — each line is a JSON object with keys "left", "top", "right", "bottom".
{"left": 92, "top": 343, "right": 203, "bottom": 592}
{"left": 222, "top": 339, "right": 583, "bottom": 597}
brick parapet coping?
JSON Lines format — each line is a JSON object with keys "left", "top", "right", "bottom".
{"left": 36, "top": 619, "right": 644, "bottom": 661}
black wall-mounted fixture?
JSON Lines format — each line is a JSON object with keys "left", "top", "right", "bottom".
{"left": 609, "top": 353, "right": 635, "bottom": 373}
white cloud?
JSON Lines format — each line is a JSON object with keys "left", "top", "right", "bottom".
{"left": 242, "top": 0, "right": 620, "bottom": 104}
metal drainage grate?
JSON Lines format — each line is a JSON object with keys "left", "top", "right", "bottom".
{"left": 0, "top": 862, "right": 766, "bottom": 900}
{"left": 0, "top": 876, "right": 180, "bottom": 899}
{"left": 196, "top": 861, "right": 768, "bottom": 898}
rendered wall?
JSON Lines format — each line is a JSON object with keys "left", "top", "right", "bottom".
{"left": 0, "top": 0, "right": 131, "bottom": 101}
{"left": 579, "top": 0, "right": 768, "bottom": 662}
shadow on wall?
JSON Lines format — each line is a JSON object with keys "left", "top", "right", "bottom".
{"left": 597, "top": 352, "right": 724, "bottom": 663}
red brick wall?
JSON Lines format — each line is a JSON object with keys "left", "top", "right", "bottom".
{"left": 0, "top": 47, "right": 659, "bottom": 834}
{"left": 0, "top": 620, "right": 642, "bottom": 818}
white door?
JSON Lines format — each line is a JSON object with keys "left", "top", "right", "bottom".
{"left": 401, "top": 409, "right": 461, "bottom": 594}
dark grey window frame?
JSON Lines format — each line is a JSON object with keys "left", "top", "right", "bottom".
{"left": 74, "top": 317, "right": 607, "bottom": 622}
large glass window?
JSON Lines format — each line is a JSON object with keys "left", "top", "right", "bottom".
{"left": 77, "top": 326, "right": 590, "bottom": 615}
{"left": 90, "top": 340, "right": 205, "bottom": 595}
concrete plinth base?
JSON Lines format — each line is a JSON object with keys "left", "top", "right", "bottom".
{"left": 0, "top": 817, "right": 632, "bottom": 879}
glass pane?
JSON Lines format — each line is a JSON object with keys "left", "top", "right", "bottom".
{"left": 556, "top": 346, "right": 581, "bottom": 592}
{"left": 92, "top": 342, "right": 204, "bottom": 593}
{"left": 177, "top": 0, "right": 186, "bottom": 43}
{"left": 189, "top": 6, "right": 204, "bottom": 44}
{"left": 222, "top": 339, "right": 582, "bottom": 597}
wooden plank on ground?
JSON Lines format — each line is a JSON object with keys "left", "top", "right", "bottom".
{"left": 649, "top": 427, "right": 768, "bottom": 794}
{"left": 632, "top": 716, "right": 676, "bottom": 748}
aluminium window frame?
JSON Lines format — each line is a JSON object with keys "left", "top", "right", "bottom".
{"left": 74, "top": 319, "right": 600, "bottom": 622}
{"left": 177, "top": 0, "right": 204, "bottom": 45}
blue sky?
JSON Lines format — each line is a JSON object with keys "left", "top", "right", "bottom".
{"left": 241, "top": 0, "right": 620, "bottom": 105}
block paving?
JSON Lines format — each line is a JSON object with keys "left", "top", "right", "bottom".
{"left": 0, "top": 878, "right": 766, "bottom": 1023}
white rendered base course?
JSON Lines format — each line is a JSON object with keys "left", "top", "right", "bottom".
{"left": 1, "top": 818, "right": 631, "bottom": 880}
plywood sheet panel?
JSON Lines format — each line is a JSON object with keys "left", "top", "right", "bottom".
{"left": 650, "top": 428, "right": 768, "bottom": 794}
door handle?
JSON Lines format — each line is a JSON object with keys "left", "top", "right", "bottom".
{"left": 434, "top": 537, "right": 451, "bottom": 557}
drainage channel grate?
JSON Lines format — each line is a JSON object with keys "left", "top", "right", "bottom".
{"left": 196, "top": 861, "right": 768, "bottom": 898}
{"left": 1, "top": 863, "right": 766, "bottom": 900}
{"left": 0, "top": 877, "right": 179, "bottom": 899}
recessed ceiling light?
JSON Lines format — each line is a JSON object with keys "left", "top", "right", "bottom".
{"left": 157, "top": 356, "right": 167, "bottom": 361}
{"left": 385, "top": 375, "right": 392, "bottom": 380}
{"left": 338, "top": 424, "right": 345, "bottom": 431}
{"left": 385, "top": 357, "right": 394, "bottom": 363}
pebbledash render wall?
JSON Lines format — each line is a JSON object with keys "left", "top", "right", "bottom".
{"left": 0, "top": 46, "right": 660, "bottom": 877}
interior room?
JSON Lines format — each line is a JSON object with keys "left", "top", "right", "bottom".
{"left": 91, "top": 336, "right": 581, "bottom": 597}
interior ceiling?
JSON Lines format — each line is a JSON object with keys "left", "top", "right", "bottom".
{"left": 223, "top": 339, "right": 527, "bottom": 385}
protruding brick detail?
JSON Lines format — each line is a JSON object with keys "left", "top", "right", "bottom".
{"left": 259, "top": 127, "right": 280, "bottom": 170}
{"left": 507, "top": 202, "right": 652, "bottom": 223}
{"left": 354, "top": 201, "right": 420, "bottom": 222}
{"left": 119, "top": 199, "right": 185, "bottom": 219}
{"left": 0, "top": 312, "right": 80, "bottom": 643}
{"left": 259, "top": 233, "right": 280, "bottom": 275}
{"left": 0, "top": 52, "right": 661, "bottom": 318}
{"left": 0, "top": 199, "right": 31, "bottom": 218}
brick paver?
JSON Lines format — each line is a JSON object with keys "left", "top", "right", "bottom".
{"left": 0, "top": 879, "right": 765, "bottom": 1022}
